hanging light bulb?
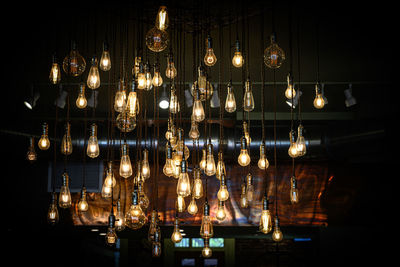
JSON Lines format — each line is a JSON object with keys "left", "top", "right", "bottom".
{"left": 59, "top": 172, "right": 72, "bottom": 209}
{"left": 61, "top": 122, "right": 73, "bottom": 156}
{"left": 205, "top": 144, "right": 216, "bottom": 176}
{"left": 119, "top": 143, "right": 133, "bottom": 178}
{"left": 238, "top": 136, "right": 251, "bottom": 167}
{"left": 200, "top": 201, "right": 214, "bottom": 239}
{"left": 202, "top": 238, "right": 212, "bottom": 258}
{"left": 177, "top": 159, "right": 191, "bottom": 197}
{"left": 76, "top": 83, "right": 88, "bottom": 109}
{"left": 216, "top": 152, "right": 226, "bottom": 180}
{"left": 258, "top": 142, "right": 269, "bottom": 170}
{"left": 216, "top": 201, "right": 226, "bottom": 221}
{"left": 191, "top": 66, "right": 213, "bottom": 101}
{"left": 26, "top": 136, "right": 37, "bottom": 162}
{"left": 101, "top": 181, "right": 112, "bottom": 198}
{"left": 264, "top": 33, "right": 286, "bottom": 69}
{"left": 138, "top": 182, "right": 149, "bottom": 211}
{"left": 106, "top": 213, "right": 118, "bottom": 246}
{"left": 199, "top": 148, "right": 207, "bottom": 171}
{"left": 163, "top": 142, "right": 174, "bottom": 177}
{"left": 141, "top": 149, "right": 151, "bottom": 180}
{"left": 172, "top": 157, "right": 181, "bottom": 179}
{"left": 114, "top": 79, "right": 126, "bottom": 112}
{"left": 115, "top": 200, "right": 125, "bottom": 232}
{"left": 243, "top": 121, "right": 251, "bottom": 147}
{"left": 296, "top": 124, "right": 306, "bottom": 156}
{"left": 169, "top": 84, "right": 180, "bottom": 114}
{"left": 165, "top": 52, "right": 177, "bottom": 79}
{"left": 38, "top": 122, "right": 50, "bottom": 150}
{"left": 259, "top": 194, "right": 272, "bottom": 234}
{"left": 243, "top": 78, "right": 255, "bottom": 112}
{"left": 125, "top": 187, "right": 147, "bottom": 229}
{"left": 189, "top": 120, "right": 200, "bottom": 140}
{"left": 144, "top": 61, "right": 153, "bottom": 91}
{"left": 313, "top": 83, "right": 325, "bottom": 109}
{"left": 137, "top": 63, "right": 146, "bottom": 89}
{"left": 240, "top": 183, "right": 248, "bottom": 208}
{"left": 116, "top": 109, "right": 136, "bottom": 132}
{"left": 145, "top": 26, "right": 169, "bottom": 53}
{"left": 192, "top": 87, "right": 205, "bottom": 122}
{"left": 126, "top": 77, "right": 139, "bottom": 117}
{"left": 133, "top": 55, "right": 141, "bottom": 76}
{"left": 171, "top": 217, "right": 183, "bottom": 243}
{"left": 288, "top": 130, "right": 298, "bottom": 158}
{"left": 232, "top": 39, "right": 244, "bottom": 67}
{"left": 47, "top": 192, "right": 59, "bottom": 225}
{"left": 104, "top": 161, "right": 116, "bottom": 188}
{"left": 173, "top": 128, "right": 190, "bottom": 161}
{"left": 165, "top": 117, "right": 177, "bottom": 145}
{"left": 87, "top": 56, "right": 100, "bottom": 89}
{"left": 217, "top": 174, "right": 229, "bottom": 201}
{"left": 285, "top": 72, "right": 296, "bottom": 99}
{"left": 49, "top": 54, "right": 61, "bottom": 84}
{"left": 272, "top": 216, "right": 284, "bottom": 242}
{"left": 193, "top": 168, "right": 203, "bottom": 199}
{"left": 77, "top": 187, "right": 89, "bottom": 212}
{"left": 155, "top": 6, "right": 169, "bottom": 31}
{"left": 100, "top": 41, "right": 111, "bottom": 71}
{"left": 63, "top": 41, "right": 86, "bottom": 76}
{"left": 87, "top": 123, "right": 100, "bottom": 158}
{"left": 148, "top": 210, "right": 158, "bottom": 242}
{"left": 290, "top": 176, "right": 299, "bottom": 204}
{"left": 152, "top": 228, "right": 162, "bottom": 257}
{"left": 225, "top": 81, "right": 236, "bottom": 113}
{"left": 204, "top": 36, "right": 217, "bottom": 67}
{"left": 152, "top": 64, "right": 163, "bottom": 87}
{"left": 188, "top": 197, "right": 198, "bottom": 215}
{"left": 176, "top": 195, "right": 186, "bottom": 213}
{"left": 246, "top": 173, "right": 254, "bottom": 204}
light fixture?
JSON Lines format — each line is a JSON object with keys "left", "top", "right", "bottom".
{"left": 232, "top": 39, "right": 244, "bottom": 68}
{"left": 192, "top": 168, "right": 203, "bottom": 199}
{"left": 288, "top": 130, "right": 298, "bottom": 158}
{"left": 155, "top": 6, "right": 169, "bottom": 31}
{"left": 216, "top": 200, "right": 226, "bottom": 221}
{"left": 61, "top": 122, "right": 73, "bottom": 155}
{"left": 105, "top": 213, "right": 118, "bottom": 246}
{"left": 188, "top": 120, "right": 200, "bottom": 140}
{"left": 119, "top": 143, "right": 133, "bottom": 178}
{"left": 344, "top": 84, "right": 357, "bottom": 107}
{"left": 152, "top": 63, "right": 163, "bottom": 87}
{"left": 259, "top": 194, "right": 272, "bottom": 234}
{"left": 205, "top": 144, "right": 216, "bottom": 176}
{"left": 62, "top": 40, "right": 86, "bottom": 76}
{"left": 87, "top": 56, "right": 100, "bottom": 89}
{"left": 313, "top": 83, "right": 325, "bottom": 109}
{"left": 171, "top": 217, "right": 183, "bottom": 243}
{"left": 177, "top": 159, "right": 191, "bottom": 197}
{"left": 59, "top": 171, "right": 72, "bottom": 209}
{"left": 125, "top": 187, "right": 147, "bottom": 229}
{"left": 159, "top": 84, "right": 169, "bottom": 109}
{"left": 217, "top": 173, "right": 229, "bottom": 201}
{"left": 202, "top": 238, "right": 212, "bottom": 258}
{"left": 199, "top": 148, "right": 207, "bottom": 171}
{"left": 24, "top": 86, "right": 40, "bottom": 110}
{"left": 38, "top": 122, "right": 50, "bottom": 150}
{"left": 225, "top": 81, "right": 236, "bottom": 113}
{"left": 187, "top": 197, "right": 198, "bottom": 215}
{"left": 264, "top": 33, "right": 285, "bottom": 69}
{"left": 152, "top": 227, "right": 162, "bottom": 257}
{"left": 204, "top": 35, "right": 217, "bottom": 67}
{"left": 165, "top": 52, "right": 177, "bottom": 79}
{"left": 285, "top": 72, "right": 295, "bottom": 99}
{"left": 145, "top": 26, "right": 169, "bottom": 53}
{"left": 100, "top": 41, "right": 111, "bottom": 71}
{"left": 104, "top": 161, "right": 116, "bottom": 188}
{"left": 116, "top": 109, "right": 136, "bottom": 132}
{"left": 238, "top": 136, "right": 250, "bottom": 167}
{"left": 126, "top": 77, "right": 139, "bottom": 117}
{"left": 215, "top": 152, "right": 226, "bottom": 180}
{"left": 138, "top": 182, "right": 149, "bottom": 210}
{"left": 295, "top": 124, "right": 306, "bottom": 156}
{"left": 26, "top": 136, "right": 37, "bottom": 162}
{"left": 243, "top": 78, "right": 255, "bottom": 112}
{"left": 49, "top": 54, "right": 61, "bottom": 84}
{"left": 169, "top": 84, "right": 180, "bottom": 114}
{"left": 257, "top": 142, "right": 269, "bottom": 170}
{"left": 163, "top": 141, "right": 174, "bottom": 177}
{"left": 141, "top": 149, "right": 151, "bottom": 179}
{"left": 137, "top": 63, "right": 146, "bottom": 89}
{"left": 76, "top": 83, "right": 88, "bottom": 109}
{"left": 176, "top": 195, "right": 186, "bottom": 212}
{"left": 200, "top": 201, "right": 214, "bottom": 239}
{"left": 87, "top": 123, "right": 100, "bottom": 158}
{"left": 47, "top": 192, "right": 59, "bottom": 225}
{"left": 246, "top": 173, "right": 254, "bottom": 204}
{"left": 285, "top": 90, "right": 302, "bottom": 108}
{"left": 191, "top": 65, "right": 213, "bottom": 101}
{"left": 272, "top": 216, "right": 283, "bottom": 242}
{"left": 77, "top": 187, "right": 89, "bottom": 212}
{"left": 290, "top": 176, "right": 299, "bottom": 204}
{"left": 115, "top": 200, "right": 125, "bottom": 232}
{"left": 192, "top": 86, "right": 205, "bottom": 122}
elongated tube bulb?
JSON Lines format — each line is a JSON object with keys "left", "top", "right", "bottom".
{"left": 243, "top": 78, "right": 255, "bottom": 112}
{"left": 259, "top": 196, "right": 272, "bottom": 234}
{"left": 59, "top": 172, "right": 72, "bottom": 209}
{"left": 155, "top": 6, "right": 169, "bottom": 31}
{"left": 240, "top": 183, "right": 248, "bottom": 208}
{"left": 193, "top": 168, "right": 203, "bottom": 199}
{"left": 246, "top": 173, "right": 255, "bottom": 204}
{"left": 176, "top": 195, "right": 186, "bottom": 213}
{"left": 87, "top": 124, "right": 100, "bottom": 158}
{"left": 144, "top": 63, "right": 153, "bottom": 91}
{"left": 137, "top": 63, "right": 146, "bottom": 89}
{"left": 126, "top": 78, "right": 139, "bottom": 117}
{"left": 296, "top": 124, "right": 306, "bottom": 156}
{"left": 215, "top": 152, "right": 226, "bottom": 180}
{"left": 100, "top": 42, "right": 111, "bottom": 71}
{"left": 61, "top": 122, "right": 73, "bottom": 155}
{"left": 290, "top": 176, "right": 299, "bottom": 204}
{"left": 177, "top": 160, "right": 191, "bottom": 197}
{"left": 288, "top": 130, "right": 298, "bottom": 158}
{"left": 225, "top": 81, "right": 236, "bottom": 113}
{"left": 49, "top": 55, "right": 61, "bottom": 84}
{"left": 114, "top": 79, "right": 126, "bottom": 112}
{"left": 87, "top": 56, "right": 100, "bottom": 89}
{"left": 47, "top": 193, "right": 59, "bottom": 225}
{"left": 169, "top": 85, "right": 180, "bottom": 114}
{"left": 205, "top": 144, "right": 216, "bottom": 176}
{"left": 199, "top": 148, "right": 207, "bottom": 171}
{"left": 115, "top": 200, "right": 125, "bottom": 232}
{"left": 141, "top": 149, "right": 151, "bottom": 180}
{"left": 258, "top": 143, "right": 269, "bottom": 170}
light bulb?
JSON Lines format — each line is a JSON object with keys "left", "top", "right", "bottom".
{"left": 191, "top": 66, "right": 213, "bottom": 101}
{"left": 47, "top": 193, "right": 59, "bottom": 225}
{"left": 173, "top": 128, "right": 190, "bottom": 161}
{"left": 77, "top": 187, "right": 89, "bottom": 212}
{"left": 152, "top": 229, "right": 162, "bottom": 257}
{"left": 126, "top": 78, "right": 139, "bottom": 117}
{"left": 290, "top": 176, "right": 299, "bottom": 204}
{"left": 176, "top": 195, "right": 186, "bottom": 213}
{"left": 232, "top": 40, "right": 244, "bottom": 68}
{"left": 243, "top": 121, "right": 251, "bottom": 147}
{"left": 296, "top": 124, "right": 306, "bottom": 156}
{"left": 114, "top": 79, "right": 126, "bottom": 112}
{"left": 188, "top": 198, "right": 198, "bottom": 215}
{"left": 238, "top": 137, "right": 251, "bottom": 167}
{"left": 225, "top": 81, "right": 236, "bottom": 113}
{"left": 26, "top": 137, "right": 37, "bottom": 162}
{"left": 192, "top": 168, "right": 203, "bottom": 199}
{"left": 148, "top": 210, "right": 159, "bottom": 242}
{"left": 189, "top": 120, "right": 200, "bottom": 140}
{"left": 155, "top": 6, "right": 169, "bottom": 31}
{"left": 216, "top": 201, "right": 226, "bottom": 221}
{"left": 138, "top": 182, "right": 149, "bottom": 211}
{"left": 288, "top": 130, "right": 298, "bottom": 158}
{"left": 104, "top": 161, "right": 116, "bottom": 188}
{"left": 76, "top": 83, "right": 88, "bottom": 109}
{"left": 63, "top": 41, "right": 86, "bottom": 76}
{"left": 163, "top": 142, "right": 174, "bottom": 177}
{"left": 137, "top": 63, "right": 146, "bottom": 89}
{"left": 205, "top": 144, "right": 216, "bottom": 176}
{"left": 59, "top": 172, "right": 72, "bottom": 209}
{"left": 87, "top": 123, "right": 100, "bottom": 158}
{"left": 246, "top": 173, "right": 254, "bottom": 204}
{"left": 115, "top": 200, "right": 126, "bottom": 232}
{"left": 192, "top": 88, "right": 205, "bottom": 122}
{"left": 141, "top": 149, "right": 151, "bottom": 180}
{"left": 264, "top": 34, "right": 285, "bottom": 69}
{"left": 215, "top": 152, "right": 226, "bottom": 180}
{"left": 100, "top": 42, "right": 111, "bottom": 71}
{"left": 171, "top": 218, "right": 183, "bottom": 243}
{"left": 243, "top": 78, "right": 255, "bottom": 112}
{"left": 106, "top": 214, "right": 118, "bottom": 246}
{"left": 125, "top": 188, "right": 147, "bottom": 229}
{"left": 313, "top": 83, "right": 325, "bottom": 109}
{"left": 217, "top": 174, "right": 229, "bottom": 201}
{"left": 204, "top": 36, "right": 217, "bottom": 66}
{"left": 38, "top": 122, "right": 50, "bottom": 150}
{"left": 202, "top": 239, "right": 212, "bottom": 258}
{"left": 177, "top": 160, "right": 191, "bottom": 197}
{"left": 258, "top": 143, "right": 269, "bottom": 170}
{"left": 152, "top": 68, "right": 163, "bottom": 87}
{"left": 259, "top": 195, "right": 272, "bottom": 234}
{"left": 120, "top": 144, "right": 133, "bottom": 178}
{"left": 101, "top": 183, "right": 112, "bottom": 198}
{"left": 116, "top": 110, "right": 136, "bottom": 132}
{"left": 146, "top": 26, "right": 169, "bottom": 53}
{"left": 200, "top": 202, "right": 214, "bottom": 239}
{"left": 165, "top": 54, "right": 177, "bottom": 79}
{"left": 240, "top": 183, "right": 248, "bottom": 208}
{"left": 144, "top": 62, "right": 153, "bottom": 91}
{"left": 172, "top": 157, "right": 181, "bottom": 179}
{"left": 285, "top": 72, "right": 296, "bottom": 99}
{"left": 133, "top": 56, "right": 141, "bottom": 76}
{"left": 87, "top": 56, "right": 100, "bottom": 89}
{"left": 272, "top": 217, "right": 283, "bottom": 242}
{"left": 61, "top": 122, "right": 73, "bottom": 156}
{"left": 49, "top": 55, "right": 61, "bottom": 84}
{"left": 169, "top": 85, "right": 180, "bottom": 114}
{"left": 199, "top": 148, "right": 207, "bottom": 171}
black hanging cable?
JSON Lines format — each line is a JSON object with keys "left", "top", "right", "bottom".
{"left": 218, "top": 21, "right": 223, "bottom": 152}
{"left": 288, "top": 5, "right": 296, "bottom": 178}
{"left": 260, "top": 5, "right": 267, "bottom": 194}
{"left": 52, "top": 89, "right": 60, "bottom": 194}
{"left": 296, "top": 11, "right": 303, "bottom": 124}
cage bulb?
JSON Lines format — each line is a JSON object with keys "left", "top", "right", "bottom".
{"left": 26, "top": 137, "right": 37, "bottom": 162}
{"left": 225, "top": 81, "right": 236, "bottom": 113}
{"left": 264, "top": 34, "right": 285, "bottom": 69}
{"left": 204, "top": 36, "right": 217, "bottom": 67}
{"left": 205, "top": 144, "right": 216, "bottom": 176}
{"left": 119, "top": 144, "right": 133, "bottom": 178}
{"left": 61, "top": 122, "right": 73, "bottom": 155}
{"left": 232, "top": 40, "right": 244, "bottom": 68}
{"left": 77, "top": 187, "right": 89, "bottom": 212}
{"left": 238, "top": 137, "right": 251, "bottom": 167}
{"left": 115, "top": 200, "right": 125, "bottom": 231}
{"left": 193, "top": 168, "right": 204, "bottom": 199}
{"left": 171, "top": 218, "right": 183, "bottom": 243}
{"left": 87, "top": 56, "right": 100, "bottom": 89}
{"left": 87, "top": 124, "right": 100, "bottom": 158}
{"left": 125, "top": 189, "right": 147, "bottom": 229}
{"left": 63, "top": 41, "right": 86, "bottom": 76}
{"left": 258, "top": 143, "right": 269, "bottom": 170}
{"left": 216, "top": 201, "right": 226, "bottom": 221}
{"left": 259, "top": 196, "right": 272, "bottom": 234}
{"left": 49, "top": 55, "right": 61, "bottom": 84}
{"left": 145, "top": 27, "right": 169, "bottom": 53}
{"left": 243, "top": 78, "right": 255, "bottom": 112}
{"left": 38, "top": 122, "right": 50, "bottom": 150}
{"left": 59, "top": 172, "right": 72, "bottom": 209}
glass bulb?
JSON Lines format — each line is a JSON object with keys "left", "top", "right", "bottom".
{"left": 238, "top": 137, "right": 250, "bottom": 166}
{"left": 106, "top": 226, "right": 118, "bottom": 246}
{"left": 288, "top": 130, "right": 298, "bottom": 158}
{"left": 243, "top": 79, "right": 255, "bottom": 112}
{"left": 145, "top": 70, "right": 153, "bottom": 91}
{"left": 172, "top": 158, "right": 181, "bottom": 179}
{"left": 116, "top": 110, "right": 136, "bottom": 132}
{"left": 61, "top": 123, "right": 72, "bottom": 156}
{"left": 148, "top": 210, "right": 158, "bottom": 242}
{"left": 177, "top": 161, "right": 191, "bottom": 197}
{"left": 232, "top": 40, "right": 244, "bottom": 68}
{"left": 192, "top": 99, "right": 205, "bottom": 122}
{"left": 199, "top": 148, "right": 207, "bottom": 171}
{"left": 125, "top": 190, "right": 147, "bottom": 230}
{"left": 193, "top": 168, "right": 203, "bottom": 199}
{"left": 76, "top": 83, "right": 87, "bottom": 109}
{"left": 191, "top": 66, "right": 213, "bottom": 101}
{"left": 49, "top": 61, "right": 61, "bottom": 84}
{"left": 87, "top": 57, "right": 100, "bottom": 89}
{"left": 26, "top": 137, "right": 37, "bottom": 162}
{"left": 259, "top": 209, "right": 272, "bottom": 234}
{"left": 126, "top": 91, "right": 139, "bottom": 117}
{"left": 314, "top": 93, "right": 325, "bottom": 109}
{"left": 290, "top": 176, "right": 299, "bottom": 204}
{"left": 163, "top": 144, "right": 174, "bottom": 177}
{"left": 155, "top": 6, "right": 169, "bottom": 31}
{"left": 152, "top": 227, "right": 162, "bottom": 257}
{"left": 202, "top": 243, "right": 212, "bottom": 258}
{"left": 59, "top": 172, "right": 71, "bottom": 209}
{"left": 204, "top": 48, "right": 217, "bottom": 66}
{"left": 101, "top": 183, "right": 112, "bottom": 198}
{"left": 133, "top": 56, "right": 141, "bottom": 76}
{"left": 87, "top": 124, "right": 100, "bottom": 158}
{"left": 115, "top": 201, "right": 125, "bottom": 232}
{"left": 137, "top": 72, "right": 146, "bottom": 90}
{"left": 141, "top": 149, "right": 151, "bottom": 180}
{"left": 258, "top": 143, "right": 269, "bottom": 170}
{"left": 138, "top": 183, "right": 150, "bottom": 211}
{"left": 38, "top": 123, "right": 50, "bottom": 150}
{"left": 216, "top": 201, "right": 226, "bottom": 221}
{"left": 217, "top": 179, "right": 229, "bottom": 202}
{"left": 188, "top": 198, "right": 198, "bottom": 215}
{"left": 189, "top": 120, "right": 200, "bottom": 140}
{"left": 146, "top": 27, "right": 169, "bottom": 52}
{"left": 165, "top": 61, "right": 177, "bottom": 79}
{"left": 120, "top": 144, "right": 133, "bottom": 178}
{"left": 264, "top": 34, "right": 285, "bottom": 69}
{"left": 114, "top": 80, "right": 126, "bottom": 112}
{"left": 63, "top": 42, "right": 86, "bottom": 76}
{"left": 100, "top": 44, "right": 111, "bottom": 71}
{"left": 152, "top": 71, "right": 163, "bottom": 87}
{"left": 272, "top": 227, "right": 283, "bottom": 242}
{"left": 77, "top": 189, "right": 89, "bottom": 212}
{"left": 225, "top": 82, "right": 236, "bottom": 113}
{"left": 47, "top": 193, "right": 59, "bottom": 225}
{"left": 176, "top": 195, "right": 186, "bottom": 212}
{"left": 285, "top": 73, "right": 295, "bottom": 99}
{"left": 240, "top": 184, "right": 248, "bottom": 208}
{"left": 104, "top": 162, "right": 116, "bottom": 188}
{"left": 205, "top": 144, "right": 216, "bottom": 176}
{"left": 200, "top": 204, "right": 214, "bottom": 239}
{"left": 296, "top": 124, "right": 306, "bottom": 156}
{"left": 171, "top": 218, "right": 183, "bottom": 243}
{"left": 215, "top": 152, "right": 226, "bottom": 180}
{"left": 169, "top": 86, "right": 180, "bottom": 114}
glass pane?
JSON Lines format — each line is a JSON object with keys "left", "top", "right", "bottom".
{"left": 174, "top": 238, "right": 190, "bottom": 247}
{"left": 191, "top": 238, "right": 204, "bottom": 247}
{"left": 204, "top": 259, "right": 218, "bottom": 266}
{"left": 181, "top": 258, "right": 195, "bottom": 266}
{"left": 209, "top": 238, "right": 224, "bottom": 248}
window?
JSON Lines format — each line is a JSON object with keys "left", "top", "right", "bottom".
{"left": 191, "top": 238, "right": 224, "bottom": 248}
{"left": 174, "top": 238, "right": 190, "bottom": 248}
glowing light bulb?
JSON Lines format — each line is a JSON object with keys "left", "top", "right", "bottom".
{"left": 125, "top": 188, "right": 147, "bottom": 229}
{"left": 163, "top": 142, "right": 174, "bottom": 177}
{"left": 285, "top": 72, "right": 296, "bottom": 99}
{"left": 288, "top": 130, "right": 298, "bottom": 158}
{"left": 193, "top": 168, "right": 203, "bottom": 199}
{"left": 171, "top": 218, "right": 183, "bottom": 243}
{"left": 116, "top": 110, "right": 136, "bottom": 132}
{"left": 165, "top": 53, "right": 177, "bottom": 79}
{"left": 216, "top": 152, "right": 226, "bottom": 180}
{"left": 115, "top": 200, "right": 125, "bottom": 232}
{"left": 191, "top": 66, "right": 213, "bottom": 101}
{"left": 313, "top": 83, "right": 325, "bottom": 109}
{"left": 59, "top": 172, "right": 72, "bottom": 209}
{"left": 259, "top": 195, "right": 272, "bottom": 234}
{"left": 38, "top": 122, "right": 50, "bottom": 150}
{"left": 133, "top": 56, "right": 141, "bottom": 76}
{"left": 188, "top": 198, "right": 198, "bottom": 215}
{"left": 199, "top": 148, "right": 207, "bottom": 171}
{"left": 126, "top": 78, "right": 139, "bottom": 117}
{"left": 225, "top": 81, "right": 236, "bottom": 113}
{"left": 204, "top": 36, "right": 217, "bottom": 67}
{"left": 238, "top": 137, "right": 251, "bottom": 167}
{"left": 101, "top": 183, "right": 112, "bottom": 198}
{"left": 146, "top": 26, "right": 169, "bottom": 53}
{"left": 246, "top": 173, "right": 254, "bottom": 204}
{"left": 217, "top": 174, "right": 229, "bottom": 201}
{"left": 87, "top": 123, "right": 100, "bottom": 158}
{"left": 61, "top": 122, "right": 72, "bottom": 156}
{"left": 26, "top": 137, "right": 37, "bottom": 162}
{"left": 290, "top": 176, "right": 299, "bottom": 204}
{"left": 243, "top": 121, "right": 251, "bottom": 147}
{"left": 144, "top": 62, "right": 153, "bottom": 91}
{"left": 119, "top": 144, "right": 133, "bottom": 178}
{"left": 137, "top": 63, "right": 146, "bottom": 89}
{"left": 100, "top": 42, "right": 111, "bottom": 71}
{"left": 240, "top": 183, "right": 248, "bottom": 208}
{"left": 49, "top": 55, "right": 61, "bottom": 84}
{"left": 232, "top": 40, "right": 244, "bottom": 68}
{"left": 152, "top": 229, "right": 162, "bottom": 257}
{"left": 76, "top": 83, "right": 87, "bottom": 109}
{"left": 77, "top": 187, "right": 89, "bottom": 212}
{"left": 47, "top": 193, "right": 59, "bottom": 225}
{"left": 176, "top": 195, "right": 186, "bottom": 212}
{"left": 296, "top": 124, "right": 306, "bottom": 156}
{"left": 87, "top": 56, "right": 100, "bottom": 89}
{"left": 169, "top": 85, "right": 180, "bottom": 114}
{"left": 103, "top": 161, "right": 116, "bottom": 188}
{"left": 114, "top": 79, "right": 126, "bottom": 112}
{"left": 264, "top": 34, "right": 285, "bottom": 69}
{"left": 148, "top": 210, "right": 159, "bottom": 242}
{"left": 177, "top": 160, "right": 191, "bottom": 197}
{"left": 243, "top": 78, "right": 255, "bottom": 112}
{"left": 200, "top": 202, "right": 214, "bottom": 238}
{"left": 205, "top": 144, "right": 216, "bottom": 176}
{"left": 106, "top": 214, "right": 118, "bottom": 246}
{"left": 138, "top": 182, "right": 149, "bottom": 210}
{"left": 272, "top": 217, "right": 283, "bottom": 242}
{"left": 192, "top": 90, "right": 205, "bottom": 122}
{"left": 155, "top": 6, "right": 169, "bottom": 31}
{"left": 172, "top": 157, "right": 181, "bottom": 179}
{"left": 141, "top": 149, "right": 151, "bottom": 180}
{"left": 258, "top": 143, "right": 269, "bottom": 170}
{"left": 63, "top": 41, "right": 86, "bottom": 76}
{"left": 152, "top": 66, "right": 163, "bottom": 87}
{"left": 202, "top": 239, "right": 212, "bottom": 258}
{"left": 189, "top": 120, "right": 200, "bottom": 140}
{"left": 216, "top": 201, "right": 226, "bottom": 221}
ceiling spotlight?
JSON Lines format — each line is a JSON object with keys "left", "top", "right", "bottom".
{"left": 87, "top": 90, "right": 99, "bottom": 108}
{"left": 24, "top": 85, "right": 40, "bottom": 110}
{"left": 286, "top": 89, "right": 302, "bottom": 108}
{"left": 159, "top": 84, "right": 169, "bottom": 109}
{"left": 344, "top": 84, "right": 356, "bottom": 107}
{"left": 54, "top": 85, "right": 68, "bottom": 109}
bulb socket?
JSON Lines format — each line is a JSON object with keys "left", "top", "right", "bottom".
{"left": 117, "top": 200, "right": 121, "bottom": 211}
{"left": 108, "top": 214, "right": 116, "bottom": 228}
{"left": 80, "top": 187, "right": 86, "bottom": 197}
{"left": 91, "top": 56, "right": 97, "bottom": 66}
{"left": 291, "top": 176, "right": 297, "bottom": 188}
{"left": 151, "top": 210, "right": 157, "bottom": 223}
{"left": 42, "top": 123, "right": 48, "bottom": 135}
{"left": 245, "top": 79, "right": 251, "bottom": 91}
{"left": 131, "top": 75, "right": 137, "bottom": 92}
{"left": 91, "top": 123, "right": 97, "bottom": 137}
{"left": 62, "top": 172, "right": 69, "bottom": 186}
{"left": 181, "top": 159, "right": 187, "bottom": 173}
{"left": 270, "top": 33, "right": 276, "bottom": 43}
{"left": 240, "top": 136, "right": 247, "bottom": 150}
{"left": 177, "top": 128, "right": 183, "bottom": 141}
{"left": 194, "top": 167, "right": 200, "bottom": 179}
{"left": 207, "top": 143, "right": 213, "bottom": 154}
{"left": 275, "top": 216, "right": 280, "bottom": 226}
{"left": 218, "top": 151, "right": 224, "bottom": 161}
{"left": 65, "top": 122, "right": 71, "bottom": 135}
{"left": 122, "top": 143, "right": 129, "bottom": 155}
{"left": 143, "top": 149, "right": 149, "bottom": 160}
{"left": 154, "top": 228, "right": 160, "bottom": 242}
{"left": 298, "top": 124, "right": 304, "bottom": 136}
{"left": 206, "top": 36, "right": 213, "bottom": 48}
{"left": 287, "top": 72, "right": 293, "bottom": 85}
{"left": 315, "top": 83, "right": 322, "bottom": 95}
{"left": 204, "top": 202, "right": 210, "bottom": 216}
{"left": 218, "top": 200, "right": 225, "bottom": 207}
{"left": 246, "top": 173, "right": 252, "bottom": 186}
{"left": 70, "top": 40, "right": 77, "bottom": 51}
{"left": 139, "top": 62, "right": 145, "bottom": 74}
{"left": 132, "top": 188, "right": 139, "bottom": 205}
{"left": 260, "top": 143, "right": 266, "bottom": 154}
{"left": 289, "top": 130, "right": 296, "bottom": 143}
{"left": 108, "top": 161, "right": 113, "bottom": 172}
{"left": 220, "top": 174, "right": 226, "bottom": 186}
{"left": 166, "top": 143, "right": 172, "bottom": 159}
{"left": 234, "top": 39, "right": 240, "bottom": 52}
{"left": 204, "top": 238, "right": 210, "bottom": 247}
{"left": 29, "top": 136, "right": 35, "bottom": 147}
{"left": 263, "top": 194, "right": 269, "bottom": 210}
{"left": 103, "top": 41, "right": 109, "bottom": 51}
{"left": 79, "top": 83, "right": 86, "bottom": 94}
